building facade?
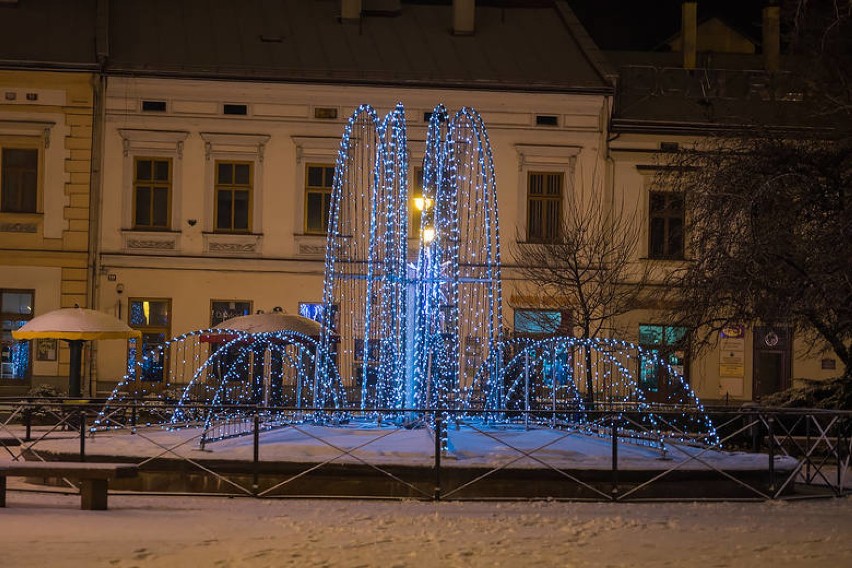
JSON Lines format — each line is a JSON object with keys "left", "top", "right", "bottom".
{"left": 0, "top": 70, "right": 95, "bottom": 395}
{"left": 1, "top": 0, "right": 841, "bottom": 404}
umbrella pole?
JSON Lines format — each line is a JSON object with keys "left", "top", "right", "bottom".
{"left": 68, "top": 340, "right": 84, "bottom": 398}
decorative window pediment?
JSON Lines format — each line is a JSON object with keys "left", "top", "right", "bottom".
{"left": 119, "top": 129, "right": 189, "bottom": 158}
{"left": 514, "top": 144, "right": 580, "bottom": 169}
{"left": 0, "top": 119, "right": 54, "bottom": 148}
{"left": 200, "top": 132, "right": 270, "bottom": 162}
{"left": 292, "top": 136, "right": 340, "bottom": 164}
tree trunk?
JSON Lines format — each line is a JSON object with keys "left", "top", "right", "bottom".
{"left": 583, "top": 343, "right": 594, "bottom": 410}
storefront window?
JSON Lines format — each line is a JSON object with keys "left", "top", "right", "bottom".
{"left": 1, "top": 290, "right": 33, "bottom": 382}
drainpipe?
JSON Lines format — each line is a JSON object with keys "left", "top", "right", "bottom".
{"left": 682, "top": 0, "right": 697, "bottom": 69}
{"left": 453, "top": 0, "right": 475, "bottom": 36}
{"left": 762, "top": 2, "right": 780, "bottom": 72}
{"left": 86, "top": 0, "right": 109, "bottom": 396}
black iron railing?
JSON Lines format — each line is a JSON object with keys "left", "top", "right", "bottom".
{"left": 1, "top": 398, "right": 849, "bottom": 502}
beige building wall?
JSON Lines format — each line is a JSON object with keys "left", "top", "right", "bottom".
{"left": 608, "top": 133, "right": 841, "bottom": 403}
{"left": 0, "top": 71, "right": 94, "bottom": 395}
{"left": 95, "top": 77, "right": 609, "bottom": 393}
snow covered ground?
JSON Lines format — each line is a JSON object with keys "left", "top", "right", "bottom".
{"left": 2, "top": 489, "right": 851, "bottom": 567}
{"left": 4, "top": 420, "right": 848, "bottom": 567}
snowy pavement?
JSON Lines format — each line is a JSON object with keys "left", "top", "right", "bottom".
{"left": 2, "top": 490, "right": 851, "bottom": 567}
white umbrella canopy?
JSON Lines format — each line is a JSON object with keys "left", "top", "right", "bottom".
{"left": 12, "top": 307, "right": 141, "bottom": 341}
{"left": 212, "top": 312, "right": 322, "bottom": 337}
{"left": 12, "top": 307, "right": 140, "bottom": 397}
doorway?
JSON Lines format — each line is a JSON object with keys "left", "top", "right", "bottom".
{"left": 752, "top": 326, "right": 792, "bottom": 399}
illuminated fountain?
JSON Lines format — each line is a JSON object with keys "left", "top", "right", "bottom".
{"left": 97, "top": 103, "right": 716, "bottom": 448}
{"left": 315, "top": 104, "right": 503, "bottom": 416}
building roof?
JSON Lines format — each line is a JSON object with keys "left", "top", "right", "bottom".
{"left": 0, "top": 0, "right": 613, "bottom": 94}
{"left": 568, "top": 0, "right": 766, "bottom": 52}
{"left": 0, "top": 0, "right": 99, "bottom": 69}
{"left": 566, "top": 0, "right": 824, "bottom": 133}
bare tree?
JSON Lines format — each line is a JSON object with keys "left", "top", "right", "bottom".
{"left": 785, "top": 0, "right": 852, "bottom": 125}
{"left": 659, "top": 135, "right": 851, "bottom": 388}
{"left": 512, "top": 186, "right": 652, "bottom": 406}
{"left": 654, "top": 2, "right": 852, "bottom": 408}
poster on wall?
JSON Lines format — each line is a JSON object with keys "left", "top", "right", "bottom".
{"left": 719, "top": 326, "right": 745, "bottom": 397}
{"left": 35, "top": 338, "right": 57, "bottom": 361}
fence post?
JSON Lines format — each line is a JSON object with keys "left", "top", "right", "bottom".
{"left": 24, "top": 402, "right": 32, "bottom": 442}
{"left": 751, "top": 410, "right": 760, "bottom": 453}
{"left": 611, "top": 414, "right": 619, "bottom": 500}
{"left": 837, "top": 422, "right": 845, "bottom": 495}
{"left": 434, "top": 415, "right": 442, "bottom": 501}
{"left": 252, "top": 412, "right": 260, "bottom": 496}
{"left": 805, "top": 414, "right": 811, "bottom": 483}
{"left": 766, "top": 415, "right": 775, "bottom": 494}
{"left": 524, "top": 351, "right": 530, "bottom": 431}
{"left": 79, "top": 409, "right": 87, "bottom": 463}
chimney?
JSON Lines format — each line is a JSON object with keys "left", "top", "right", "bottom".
{"left": 681, "top": 1, "right": 697, "bottom": 69}
{"left": 341, "top": 0, "right": 361, "bottom": 21}
{"left": 453, "top": 0, "right": 475, "bottom": 36}
{"left": 763, "top": 3, "right": 780, "bottom": 71}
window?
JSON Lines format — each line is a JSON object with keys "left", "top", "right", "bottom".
{"left": 638, "top": 324, "right": 688, "bottom": 394}
{"left": 119, "top": 129, "right": 188, "bottom": 240}
{"left": 526, "top": 171, "right": 562, "bottom": 243}
{"left": 299, "top": 302, "right": 323, "bottom": 323}
{"left": 305, "top": 163, "right": 335, "bottom": 234}
{"left": 128, "top": 298, "right": 171, "bottom": 382}
{"left": 514, "top": 309, "right": 570, "bottom": 336}
{"left": 299, "top": 302, "right": 337, "bottom": 332}
{"left": 1, "top": 148, "right": 38, "bottom": 213}
{"left": 210, "top": 300, "right": 253, "bottom": 327}
{"left": 133, "top": 157, "right": 171, "bottom": 230}
{"left": 314, "top": 107, "right": 338, "bottom": 119}
{"left": 209, "top": 300, "right": 253, "bottom": 385}
{"left": 141, "top": 100, "right": 167, "bottom": 112}
{"left": 1, "top": 289, "right": 33, "bottom": 382}
{"left": 535, "top": 115, "right": 559, "bottom": 127}
{"left": 223, "top": 104, "right": 248, "bottom": 116}
{"left": 215, "top": 161, "right": 253, "bottom": 232}
{"left": 649, "top": 191, "right": 685, "bottom": 259}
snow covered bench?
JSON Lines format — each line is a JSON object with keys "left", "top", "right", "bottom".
{"left": 0, "top": 461, "right": 138, "bottom": 510}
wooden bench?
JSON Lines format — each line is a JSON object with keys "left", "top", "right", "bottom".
{"left": 0, "top": 461, "right": 138, "bottom": 510}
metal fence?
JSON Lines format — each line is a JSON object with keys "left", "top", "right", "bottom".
{"left": 1, "top": 397, "right": 849, "bottom": 502}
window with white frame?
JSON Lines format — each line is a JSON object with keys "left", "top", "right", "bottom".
{"left": 1, "top": 147, "right": 39, "bottom": 213}
{"left": 215, "top": 160, "right": 253, "bottom": 232}
{"left": 133, "top": 157, "right": 172, "bottom": 230}
{"left": 526, "top": 171, "right": 563, "bottom": 243}
{"left": 291, "top": 136, "right": 339, "bottom": 252}
{"left": 514, "top": 144, "right": 578, "bottom": 244}
{"left": 648, "top": 191, "right": 685, "bottom": 259}
{"left": 304, "top": 163, "right": 334, "bottom": 235}
{"left": 0, "top": 120, "right": 63, "bottom": 238}
{"left": 119, "top": 129, "right": 188, "bottom": 233}
{"left": 200, "top": 132, "right": 268, "bottom": 237}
